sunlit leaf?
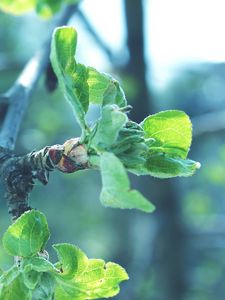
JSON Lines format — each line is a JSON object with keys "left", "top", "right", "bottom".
{"left": 53, "top": 243, "right": 128, "bottom": 300}
{"left": 145, "top": 154, "right": 201, "bottom": 178}
{"left": 51, "top": 26, "right": 89, "bottom": 130}
{"left": 87, "top": 67, "right": 110, "bottom": 104}
{"left": 141, "top": 110, "right": 192, "bottom": 159}
{"left": 53, "top": 243, "right": 88, "bottom": 280}
{"left": 3, "top": 210, "right": 50, "bottom": 257}
{"left": 100, "top": 152, "right": 155, "bottom": 212}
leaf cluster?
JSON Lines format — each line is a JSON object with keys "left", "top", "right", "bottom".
{"left": 0, "top": 210, "right": 128, "bottom": 300}
{"left": 50, "top": 26, "right": 200, "bottom": 213}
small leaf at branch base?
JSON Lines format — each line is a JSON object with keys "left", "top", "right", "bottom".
{"left": 141, "top": 110, "right": 192, "bottom": 159}
{"left": 53, "top": 243, "right": 128, "bottom": 300}
{"left": 100, "top": 152, "right": 155, "bottom": 213}
{"left": 2, "top": 210, "right": 50, "bottom": 257}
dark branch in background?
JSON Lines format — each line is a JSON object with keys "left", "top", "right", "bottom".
{"left": 0, "top": 4, "right": 78, "bottom": 151}
{"left": 77, "top": 9, "right": 115, "bottom": 64}
{"left": 123, "top": 0, "right": 154, "bottom": 121}
{"left": 118, "top": 2, "right": 188, "bottom": 300}
{"left": 0, "top": 4, "right": 79, "bottom": 220}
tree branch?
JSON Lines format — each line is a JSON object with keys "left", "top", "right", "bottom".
{"left": 0, "top": 138, "right": 89, "bottom": 220}
{"left": 77, "top": 9, "right": 115, "bottom": 63}
{"left": 0, "top": 4, "right": 78, "bottom": 151}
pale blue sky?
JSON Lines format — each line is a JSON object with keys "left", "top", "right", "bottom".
{"left": 76, "top": 0, "right": 225, "bottom": 89}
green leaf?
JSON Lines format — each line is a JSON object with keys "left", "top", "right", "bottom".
{"left": 0, "top": 266, "right": 20, "bottom": 287}
{"left": 87, "top": 67, "right": 127, "bottom": 107}
{"left": 0, "top": 0, "right": 35, "bottom": 15}
{"left": 22, "top": 270, "right": 40, "bottom": 290}
{"left": 51, "top": 26, "right": 88, "bottom": 130}
{"left": 90, "top": 105, "right": 128, "bottom": 150}
{"left": 100, "top": 152, "right": 155, "bottom": 212}
{"left": 145, "top": 154, "right": 201, "bottom": 178}
{"left": 141, "top": 110, "right": 192, "bottom": 159}
{"left": 53, "top": 243, "right": 88, "bottom": 280}
{"left": 3, "top": 210, "right": 50, "bottom": 257}
{"left": 0, "top": 274, "right": 32, "bottom": 300}
{"left": 53, "top": 243, "right": 128, "bottom": 300}
{"left": 32, "top": 273, "right": 55, "bottom": 300}
{"left": 51, "top": 26, "right": 127, "bottom": 133}
{"left": 87, "top": 67, "right": 111, "bottom": 105}
{"left": 23, "top": 256, "right": 57, "bottom": 273}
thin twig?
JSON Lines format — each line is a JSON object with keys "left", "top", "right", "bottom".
{"left": 0, "top": 4, "right": 78, "bottom": 151}
{"left": 77, "top": 9, "right": 115, "bottom": 63}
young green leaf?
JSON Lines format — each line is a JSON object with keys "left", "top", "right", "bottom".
{"left": 22, "top": 270, "right": 40, "bottom": 290}
{"left": 53, "top": 243, "right": 88, "bottom": 280}
{"left": 51, "top": 26, "right": 128, "bottom": 134}
{"left": 100, "top": 152, "right": 155, "bottom": 213}
{"left": 23, "top": 256, "right": 57, "bottom": 273}
{"left": 53, "top": 243, "right": 128, "bottom": 300}
{"left": 51, "top": 26, "right": 89, "bottom": 131}
{"left": 145, "top": 154, "right": 201, "bottom": 178}
{"left": 90, "top": 105, "right": 128, "bottom": 150}
{"left": 2, "top": 210, "right": 50, "bottom": 257}
{"left": 0, "top": 274, "right": 32, "bottom": 300}
{"left": 141, "top": 110, "right": 192, "bottom": 159}
{"left": 32, "top": 273, "right": 55, "bottom": 300}
{"left": 87, "top": 67, "right": 111, "bottom": 105}
{"left": 87, "top": 67, "right": 127, "bottom": 107}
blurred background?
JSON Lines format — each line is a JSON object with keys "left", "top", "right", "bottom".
{"left": 1, "top": 0, "right": 225, "bottom": 299}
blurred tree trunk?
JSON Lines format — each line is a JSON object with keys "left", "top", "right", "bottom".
{"left": 123, "top": 0, "right": 153, "bottom": 119}
{"left": 116, "top": 1, "right": 188, "bottom": 300}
